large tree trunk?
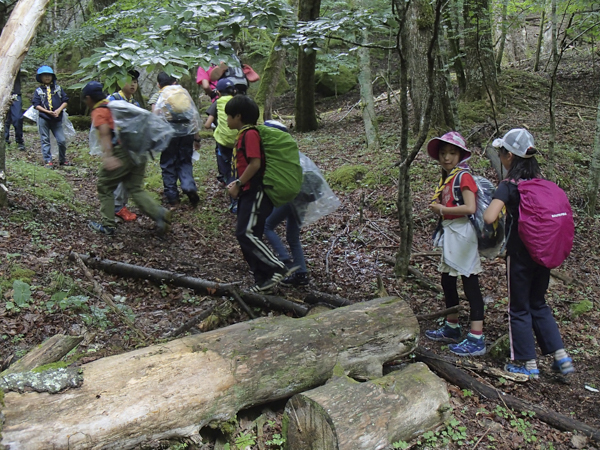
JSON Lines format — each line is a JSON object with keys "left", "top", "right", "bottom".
{"left": 255, "top": 34, "right": 286, "bottom": 121}
{"left": 1, "top": 296, "right": 419, "bottom": 449}
{"left": 294, "top": 0, "right": 321, "bottom": 132}
{"left": 445, "top": 0, "right": 467, "bottom": 93}
{"left": 586, "top": 96, "right": 600, "bottom": 215}
{"left": 407, "top": 0, "right": 455, "bottom": 133}
{"left": 283, "top": 362, "right": 451, "bottom": 449}
{"left": 357, "top": 28, "right": 379, "bottom": 151}
{"left": 462, "top": 0, "right": 499, "bottom": 102}
{"left": 495, "top": 0, "right": 510, "bottom": 72}
{"left": 0, "top": 0, "right": 52, "bottom": 207}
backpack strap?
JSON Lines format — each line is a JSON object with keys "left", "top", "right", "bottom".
{"left": 451, "top": 170, "right": 468, "bottom": 205}
{"left": 236, "top": 126, "right": 265, "bottom": 183}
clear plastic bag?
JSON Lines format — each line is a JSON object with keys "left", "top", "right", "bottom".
{"left": 107, "top": 101, "right": 175, "bottom": 164}
{"left": 154, "top": 85, "right": 200, "bottom": 137}
{"left": 24, "top": 108, "right": 76, "bottom": 157}
{"left": 471, "top": 175, "right": 506, "bottom": 259}
{"left": 89, "top": 126, "right": 103, "bottom": 156}
{"left": 292, "top": 152, "right": 341, "bottom": 227}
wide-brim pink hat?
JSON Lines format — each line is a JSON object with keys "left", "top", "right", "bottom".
{"left": 427, "top": 131, "right": 471, "bottom": 162}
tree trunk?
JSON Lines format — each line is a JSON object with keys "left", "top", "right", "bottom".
{"left": 294, "top": 0, "right": 321, "bottom": 132}
{"left": 407, "top": 0, "right": 455, "bottom": 133}
{"left": 1, "top": 334, "right": 83, "bottom": 375}
{"left": 357, "top": 28, "right": 379, "bottom": 151}
{"left": 0, "top": 0, "right": 51, "bottom": 207}
{"left": 283, "top": 362, "right": 451, "bottom": 449}
{"left": 1, "top": 297, "right": 419, "bottom": 449}
{"left": 495, "top": 0, "right": 510, "bottom": 72}
{"left": 255, "top": 34, "right": 286, "bottom": 121}
{"left": 585, "top": 96, "right": 600, "bottom": 215}
{"left": 534, "top": 10, "right": 546, "bottom": 72}
{"left": 446, "top": 0, "right": 467, "bottom": 93}
{"left": 548, "top": 0, "right": 559, "bottom": 158}
{"left": 462, "top": 0, "right": 499, "bottom": 102}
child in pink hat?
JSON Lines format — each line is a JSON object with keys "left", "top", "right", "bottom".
{"left": 425, "top": 131, "right": 486, "bottom": 357}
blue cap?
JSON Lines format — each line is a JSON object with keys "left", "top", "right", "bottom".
{"left": 264, "top": 120, "right": 288, "bottom": 132}
{"left": 82, "top": 81, "right": 104, "bottom": 98}
{"left": 216, "top": 78, "right": 235, "bottom": 93}
{"left": 36, "top": 65, "right": 56, "bottom": 82}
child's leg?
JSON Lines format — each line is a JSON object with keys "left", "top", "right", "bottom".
{"left": 114, "top": 182, "right": 128, "bottom": 213}
{"left": 285, "top": 209, "right": 307, "bottom": 274}
{"left": 37, "top": 119, "right": 52, "bottom": 163}
{"left": 264, "top": 205, "right": 292, "bottom": 264}
{"left": 160, "top": 140, "right": 180, "bottom": 204}
{"left": 507, "top": 255, "right": 537, "bottom": 361}
{"left": 50, "top": 120, "right": 67, "bottom": 163}
{"left": 461, "top": 274, "right": 484, "bottom": 332}
{"left": 176, "top": 135, "right": 198, "bottom": 196}
{"left": 441, "top": 273, "right": 460, "bottom": 321}
{"left": 124, "top": 154, "right": 167, "bottom": 222}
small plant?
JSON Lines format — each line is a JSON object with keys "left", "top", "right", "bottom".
{"left": 266, "top": 433, "right": 285, "bottom": 448}
{"left": 6, "top": 280, "right": 32, "bottom": 312}
{"left": 392, "top": 440, "right": 410, "bottom": 449}
{"left": 462, "top": 389, "right": 473, "bottom": 397}
{"left": 234, "top": 431, "right": 257, "bottom": 449}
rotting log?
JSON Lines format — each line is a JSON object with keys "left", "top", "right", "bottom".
{"left": 415, "top": 347, "right": 600, "bottom": 442}
{"left": 71, "top": 253, "right": 309, "bottom": 316}
{"left": 284, "top": 362, "right": 451, "bottom": 450}
{"left": 1, "top": 334, "right": 83, "bottom": 375}
{"left": 1, "top": 296, "right": 419, "bottom": 449}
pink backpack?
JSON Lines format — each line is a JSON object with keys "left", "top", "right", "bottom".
{"left": 516, "top": 179, "right": 574, "bottom": 268}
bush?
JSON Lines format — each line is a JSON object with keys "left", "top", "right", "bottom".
{"left": 69, "top": 115, "right": 92, "bottom": 131}
{"left": 315, "top": 65, "right": 357, "bottom": 97}
{"left": 328, "top": 164, "right": 368, "bottom": 190}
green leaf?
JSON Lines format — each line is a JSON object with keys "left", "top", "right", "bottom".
{"left": 5, "top": 302, "right": 15, "bottom": 311}
{"left": 13, "top": 280, "right": 31, "bottom": 308}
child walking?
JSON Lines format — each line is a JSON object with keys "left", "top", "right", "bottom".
{"left": 32, "top": 66, "right": 70, "bottom": 167}
{"left": 225, "top": 95, "right": 294, "bottom": 293}
{"left": 425, "top": 131, "right": 486, "bottom": 357}
{"left": 484, "top": 128, "right": 575, "bottom": 379}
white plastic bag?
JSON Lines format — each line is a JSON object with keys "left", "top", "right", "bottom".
{"left": 292, "top": 153, "right": 341, "bottom": 227}
{"left": 24, "top": 107, "right": 76, "bottom": 157}
{"left": 89, "top": 126, "right": 103, "bottom": 156}
{"left": 154, "top": 85, "right": 200, "bottom": 137}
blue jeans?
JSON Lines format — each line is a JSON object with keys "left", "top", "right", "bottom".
{"left": 264, "top": 203, "right": 307, "bottom": 274}
{"left": 38, "top": 117, "right": 66, "bottom": 163}
{"left": 160, "top": 135, "right": 197, "bottom": 203}
{"left": 4, "top": 96, "right": 23, "bottom": 144}
{"left": 216, "top": 143, "right": 234, "bottom": 185}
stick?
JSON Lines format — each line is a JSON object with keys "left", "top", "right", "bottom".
{"left": 559, "top": 101, "right": 597, "bottom": 110}
{"left": 415, "top": 347, "right": 600, "bottom": 442}
{"left": 550, "top": 269, "right": 582, "bottom": 285}
{"left": 73, "top": 253, "right": 150, "bottom": 342}
{"left": 416, "top": 305, "right": 464, "bottom": 321}
{"left": 231, "top": 289, "right": 257, "bottom": 319}
{"left": 166, "top": 306, "right": 215, "bottom": 338}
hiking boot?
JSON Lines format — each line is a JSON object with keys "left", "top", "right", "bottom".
{"left": 88, "top": 221, "right": 115, "bottom": 235}
{"left": 44, "top": 161, "right": 54, "bottom": 168}
{"left": 115, "top": 206, "right": 137, "bottom": 222}
{"left": 18, "top": 143, "right": 25, "bottom": 151}
{"left": 449, "top": 334, "right": 486, "bottom": 356}
{"left": 187, "top": 191, "right": 200, "bottom": 207}
{"left": 425, "top": 324, "right": 462, "bottom": 343}
{"left": 281, "top": 272, "right": 309, "bottom": 287}
{"left": 551, "top": 357, "right": 575, "bottom": 376}
{"left": 155, "top": 208, "right": 172, "bottom": 235}
{"left": 504, "top": 363, "right": 539, "bottom": 380}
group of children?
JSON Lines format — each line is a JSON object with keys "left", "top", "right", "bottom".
{"left": 426, "top": 129, "right": 575, "bottom": 379}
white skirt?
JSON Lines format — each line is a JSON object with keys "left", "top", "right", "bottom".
{"left": 434, "top": 217, "right": 482, "bottom": 277}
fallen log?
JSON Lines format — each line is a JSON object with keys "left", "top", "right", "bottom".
{"left": 304, "top": 291, "right": 352, "bottom": 307}
{"left": 1, "top": 296, "right": 419, "bottom": 449}
{"left": 71, "top": 253, "right": 309, "bottom": 316}
{"left": 284, "top": 362, "right": 451, "bottom": 449}
{"left": 415, "top": 347, "right": 600, "bottom": 442}
{"left": 1, "top": 334, "right": 83, "bottom": 375}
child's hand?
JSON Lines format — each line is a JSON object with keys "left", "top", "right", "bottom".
{"left": 193, "top": 140, "right": 200, "bottom": 150}
{"left": 430, "top": 203, "right": 443, "bottom": 215}
{"left": 227, "top": 181, "right": 240, "bottom": 199}
{"left": 103, "top": 155, "right": 123, "bottom": 171}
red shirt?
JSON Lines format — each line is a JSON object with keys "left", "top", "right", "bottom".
{"left": 440, "top": 171, "right": 478, "bottom": 220}
{"left": 235, "top": 128, "right": 264, "bottom": 191}
{"left": 91, "top": 103, "right": 114, "bottom": 129}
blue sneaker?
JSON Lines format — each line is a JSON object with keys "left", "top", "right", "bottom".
{"left": 425, "top": 324, "right": 462, "bottom": 343}
{"left": 449, "top": 334, "right": 486, "bottom": 356}
{"left": 88, "top": 221, "right": 115, "bottom": 235}
{"left": 504, "top": 363, "right": 539, "bottom": 380}
{"left": 551, "top": 357, "right": 575, "bottom": 375}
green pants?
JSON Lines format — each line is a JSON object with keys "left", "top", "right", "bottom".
{"left": 97, "top": 146, "right": 164, "bottom": 227}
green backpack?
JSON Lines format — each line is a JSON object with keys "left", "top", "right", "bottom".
{"left": 240, "top": 125, "right": 303, "bottom": 207}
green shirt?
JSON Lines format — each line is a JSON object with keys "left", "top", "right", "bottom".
{"left": 213, "top": 95, "right": 238, "bottom": 148}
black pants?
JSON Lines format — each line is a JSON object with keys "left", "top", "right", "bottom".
{"left": 442, "top": 273, "right": 484, "bottom": 322}
{"left": 160, "top": 135, "right": 197, "bottom": 203}
{"left": 235, "top": 185, "right": 286, "bottom": 284}
{"left": 507, "top": 251, "right": 564, "bottom": 360}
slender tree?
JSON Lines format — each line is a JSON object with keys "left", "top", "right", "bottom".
{"left": 586, "top": 96, "right": 600, "bottom": 215}
{"left": 255, "top": 35, "right": 286, "bottom": 121}
{"left": 357, "top": 28, "right": 380, "bottom": 151}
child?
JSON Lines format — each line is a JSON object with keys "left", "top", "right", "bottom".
{"left": 83, "top": 81, "right": 172, "bottom": 236}
{"left": 153, "top": 72, "right": 200, "bottom": 207}
{"left": 425, "top": 131, "right": 486, "bottom": 357}
{"left": 108, "top": 69, "right": 141, "bottom": 222}
{"left": 213, "top": 78, "right": 239, "bottom": 210}
{"left": 263, "top": 121, "right": 309, "bottom": 287}
{"left": 225, "top": 95, "right": 295, "bottom": 293}
{"left": 5, "top": 70, "right": 25, "bottom": 151}
{"left": 32, "top": 66, "right": 70, "bottom": 167}
{"left": 484, "top": 128, "right": 574, "bottom": 379}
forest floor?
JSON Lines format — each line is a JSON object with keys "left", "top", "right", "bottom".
{"left": 1, "top": 54, "right": 600, "bottom": 449}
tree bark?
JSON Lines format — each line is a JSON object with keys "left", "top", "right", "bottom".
{"left": 283, "top": 362, "right": 451, "bottom": 449}
{"left": 1, "top": 335, "right": 83, "bottom": 376}
{"left": 0, "top": 0, "right": 52, "bottom": 207}
{"left": 462, "top": 0, "right": 500, "bottom": 102}
{"left": 586, "top": 96, "right": 600, "bottom": 215}
{"left": 495, "top": 0, "right": 510, "bottom": 72}
{"left": 255, "top": 34, "right": 286, "bottom": 121}
{"left": 534, "top": 10, "right": 546, "bottom": 72}
{"left": 1, "top": 297, "right": 419, "bottom": 449}
{"left": 446, "top": 0, "right": 467, "bottom": 93}
{"left": 294, "top": 0, "right": 321, "bottom": 132}
{"left": 357, "top": 28, "right": 379, "bottom": 151}
{"left": 415, "top": 347, "right": 600, "bottom": 443}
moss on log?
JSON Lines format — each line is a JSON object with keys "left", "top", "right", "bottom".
{"left": 1, "top": 297, "right": 418, "bottom": 449}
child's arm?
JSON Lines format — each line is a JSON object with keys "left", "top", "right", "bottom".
{"left": 204, "top": 115, "right": 215, "bottom": 129}
{"left": 484, "top": 199, "right": 505, "bottom": 224}
{"left": 228, "top": 157, "right": 261, "bottom": 199}
{"left": 97, "top": 123, "right": 122, "bottom": 170}
{"left": 430, "top": 188, "right": 477, "bottom": 217}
